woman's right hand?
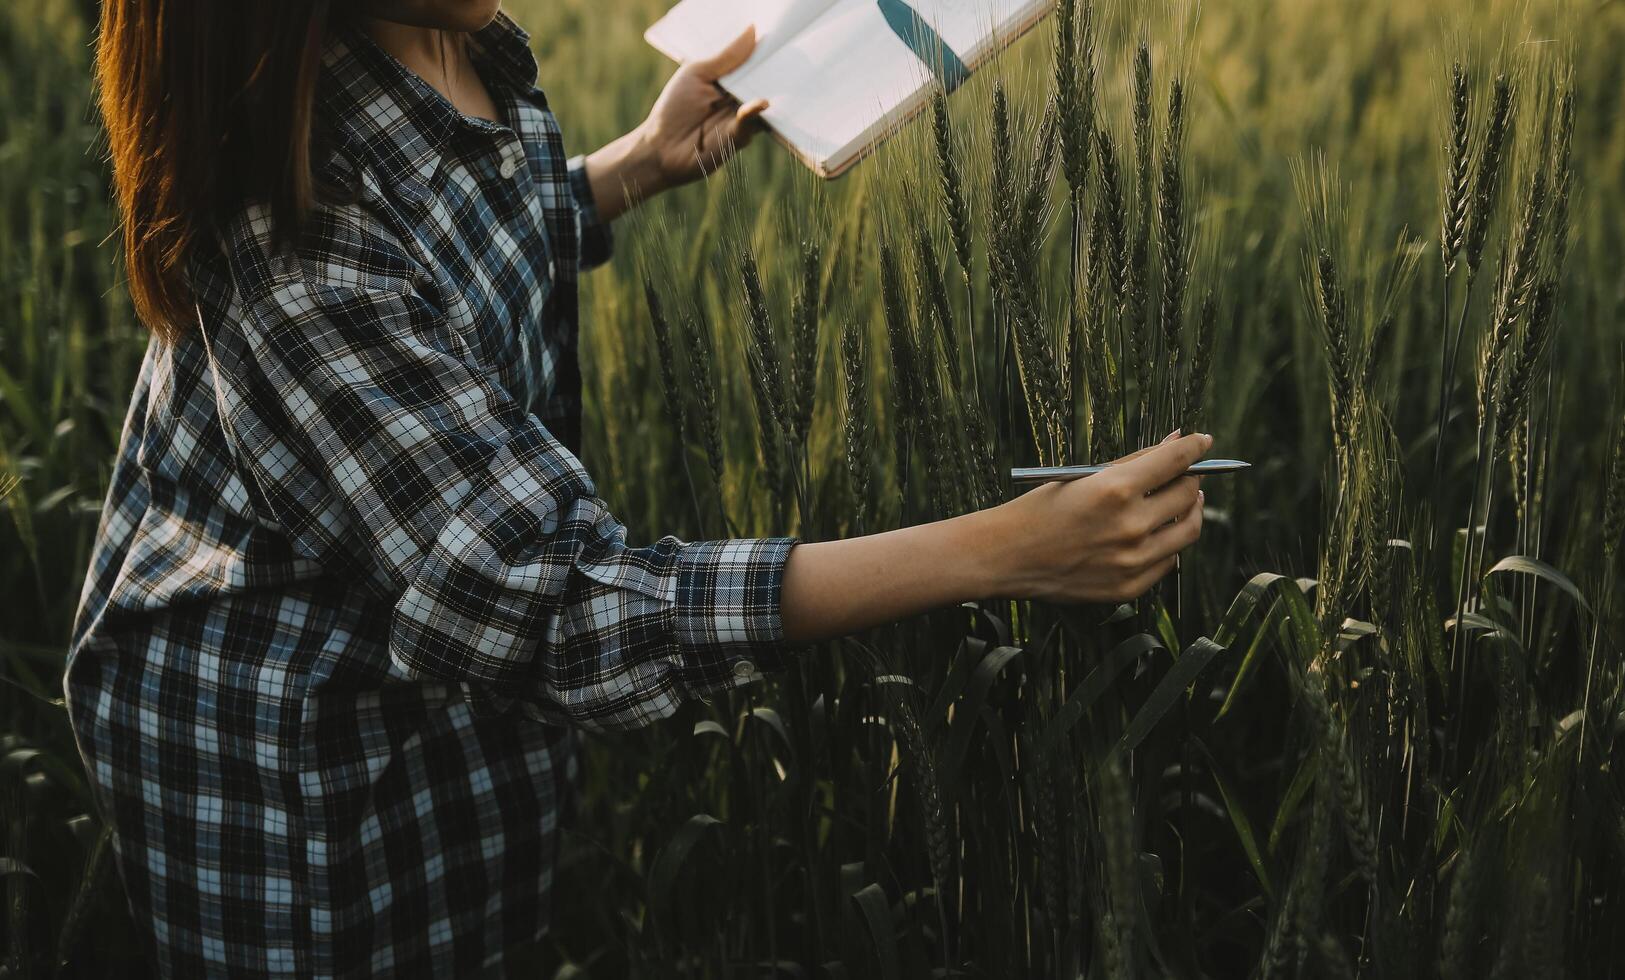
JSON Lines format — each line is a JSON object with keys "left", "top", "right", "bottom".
{"left": 777, "top": 431, "right": 1213, "bottom": 645}
{"left": 992, "top": 431, "right": 1211, "bottom": 604}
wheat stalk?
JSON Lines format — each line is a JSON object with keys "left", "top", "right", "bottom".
{"left": 1494, "top": 281, "right": 1557, "bottom": 455}
{"left": 1438, "top": 846, "right": 1480, "bottom": 980}
{"left": 1127, "top": 41, "right": 1156, "bottom": 438}
{"left": 1441, "top": 63, "right": 1472, "bottom": 273}
{"left": 644, "top": 277, "right": 713, "bottom": 531}
{"left": 1429, "top": 64, "right": 1494, "bottom": 551}
{"left": 1464, "top": 74, "right": 1515, "bottom": 281}
{"left": 789, "top": 240, "right": 821, "bottom": 451}
{"left": 1055, "top": 0, "right": 1096, "bottom": 201}
{"left": 915, "top": 230, "right": 961, "bottom": 392}
{"left": 740, "top": 248, "right": 790, "bottom": 509}
{"left": 894, "top": 229, "right": 961, "bottom": 517}
{"left": 1020, "top": 94, "right": 1060, "bottom": 244}
{"left": 678, "top": 309, "right": 726, "bottom": 503}
{"left": 991, "top": 82, "right": 1016, "bottom": 238}
{"left": 1494, "top": 635, "right": 1526, "bottom": 769}
{"left": 1291, "top": 767, "right": 1335, "bottom": 970}
{"left": 1157, "top": 79, "right": 1188, "bottom": 435}
{"left": 1477, "top": 166, "right": 1547, "bottom": 429}
{"left": 1547, "top": 86, "right": 1575, "bottom": 273}
{"left": 1068, "top": 773, "right": 1091, "bottom": 940}
{"left": 932, "top": 87, "right": 973, "bottom": 281}
{"left": 891, "top": 697, "right": 955, "bottom": 930}
{"left": 1057, "top": 0, "right": 1096, "bottom": 462}
{"left": 1325, "top": 719, "right": 1378, "bottom": 878}
{"left": 741, "top": 249, "right": 788, "bottom": 433}
{"left": 989, "top": 88, "right": 1069, "bottom": 463}
{"left": 1131, "top": 40, "right": 1155, "bottom": 254}
{"left": 1095, "top": 128, "right": 1131, "bottom": 305}
{"left": 912, "top": 228, "right": 997, "bottom": 505}
{"left": 1179, "top": 295, "right": 1215, "bottom": 435}
{"left": 929, "top": 86, "right": 987, "bottom": 421}
{"left": 912, "top": 311, "right": 964, "bottom": 516}
{"left": 1459, "top": 157, "right": 1554, "bottom": 641}
{"left": 1361, "top": 313, "right": 1393, "bottom": 398}
{"left": 1449, "top": 91, "right": 1548, "bottom": 679}
{"left": 1257, "top": 882, "right": 1297, "bottom": 980}
{"left": 1086, "top": 204, "right": 1124, "bottom": 456}
{"left": 643, "top": 277, "right": 686, "bottom": 443}
{"left": 1604, "top": 418, "right": 1625, "bottom": 560}
{"left": 879, "top": 242, "right": 919, "bottom": 511}
{"left": 1356, "top": 426, "right": 1398, "bottom": 618}
{"left": 1094, "top": 126, "right": 1134, "bottom": 445}
{"left": 1009, "top": 293, "right": 1065, "bottom": 465}
{"left": 1312, "top": 249, "right": 1355, "bottom": 456}
{"left": 840, "top": 319, "right": 872, "bottom": 531}
{"left": 1031, "top": 750, "right": 1066, "bottom": 939}
{"left": 1097, "top": 754, "right": 1138, "bottom": 980}
{"left": 1053, "top": 0, "right": 1080, "bottom": 197}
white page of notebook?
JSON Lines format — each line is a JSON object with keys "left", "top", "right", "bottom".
{"left": 643, "top": 0, "right": 836, "bottom": 76}
{"left": 722, "top": 0, "right": 1028, "bottom": 171}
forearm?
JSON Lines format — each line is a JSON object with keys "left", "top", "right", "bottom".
{"left": 775, "top": 431, "right": 1213, "bottom": 646}
{"left": 582, "top": 128, "right": 664, "bottom": 223}
{"left": 779, "top": 506, "right": 1024, "bottom": 645}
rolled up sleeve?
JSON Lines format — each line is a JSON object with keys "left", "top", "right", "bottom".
{"left": 675, "top": 538, "right": 800, "bottom": 677}
{"left": 566, "top": 154, "right": 614, "bottom": 271}
{"left": 209, "top": 272, "right": 797, "bottom": 732}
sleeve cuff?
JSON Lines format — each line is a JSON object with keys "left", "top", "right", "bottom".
{"left": 673, "top": 536, "right": 800, "bottom": 691}
{"left": 566, "top": 153, "right": 615, "bottom": 271}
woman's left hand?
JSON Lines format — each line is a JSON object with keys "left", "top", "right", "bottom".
{"left": 637, "top": 27, "right": 770, "bottom": 187}
{"left": 584, "top": 28, "right": 768, "bottom": 221}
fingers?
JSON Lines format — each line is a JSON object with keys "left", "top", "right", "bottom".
{"left": 1140, "top": 475, "right": 1200, "bottom": 530}
{"left": 1113, "top": 432, "right": 1212, "bottom": 493}
{"left": 1146, "top": 488, "right": 1205, "bottom": 556}
{"left": 1105, "top": 427, "right": 1182, "bottom": 467}
{"left": 692, "top": 98, "right": 771, "bottom": 172}
{"left": 1108, "top": 487, "right": 1201, "bottom": 601}
{"left": 735, "top": 97, "right": 769, "bottom": 126}
{"left": 1127, "top": 555, "right": 1180, "bottom": 597}
{"left": 728, "top": 98, "right": 770, "bottom": 144}
{"left": 690, "top": 25, "right": 757, "bottom": 81}
{"left": 1126, "top": 495, "right": 1201, "bottom": 596}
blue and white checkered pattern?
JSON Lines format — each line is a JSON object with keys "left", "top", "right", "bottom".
{"left": 62, "top": 12, "right": 798, "bottom": 977}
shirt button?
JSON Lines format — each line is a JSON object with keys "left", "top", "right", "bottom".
{"left": 499, "top": 157, "right": 519, "bottom": 179}
{"left": 733, "top": 660, "right": 757, "bottom": 679}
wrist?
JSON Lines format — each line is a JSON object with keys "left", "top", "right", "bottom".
{"left": 942, "top": 503, "right": 1027, "bottom": 602}
{"left": 584, "top": 127, "right": 666, "bottom": 221}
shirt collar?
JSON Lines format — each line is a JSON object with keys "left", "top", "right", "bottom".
{"left": 318, "top": 12, "right": 542, "bottom": 206}
{"left": 468, "top": 12, "right": 542, "bottom": 93}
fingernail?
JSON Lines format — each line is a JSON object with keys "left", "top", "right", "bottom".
{"left": 1162, "top": 428, "right": 1180, "bottom": 443}
{"left": 1198, "top": 489, "right": 1205, "bottom": 503}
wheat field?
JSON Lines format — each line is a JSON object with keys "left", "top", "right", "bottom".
{"left": 3, "top": 0, "right": 1624, "bottom": 976}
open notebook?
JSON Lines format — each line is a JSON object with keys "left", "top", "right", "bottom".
{"left": 645, "top": 0, "right": 1053, "bottom": 178}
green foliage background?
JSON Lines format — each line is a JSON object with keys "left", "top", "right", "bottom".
{"left": 2, "top": 0, "right": 1624, "bottom": 976}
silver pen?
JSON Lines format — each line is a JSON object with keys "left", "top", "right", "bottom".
{"left": 1010, "top": 458, "right": 1252, "bottom": 488}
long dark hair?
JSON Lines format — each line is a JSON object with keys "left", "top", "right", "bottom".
{"left": 97, "top": 1, "right": 340, "bottom": 342}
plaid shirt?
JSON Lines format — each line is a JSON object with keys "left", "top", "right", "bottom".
{"left": 62, "top": 13, "right": 798, "bottom": 978}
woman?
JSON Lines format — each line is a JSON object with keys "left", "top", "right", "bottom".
{"left": 65, "top": 1, "right": 1212, "bottom": 975}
